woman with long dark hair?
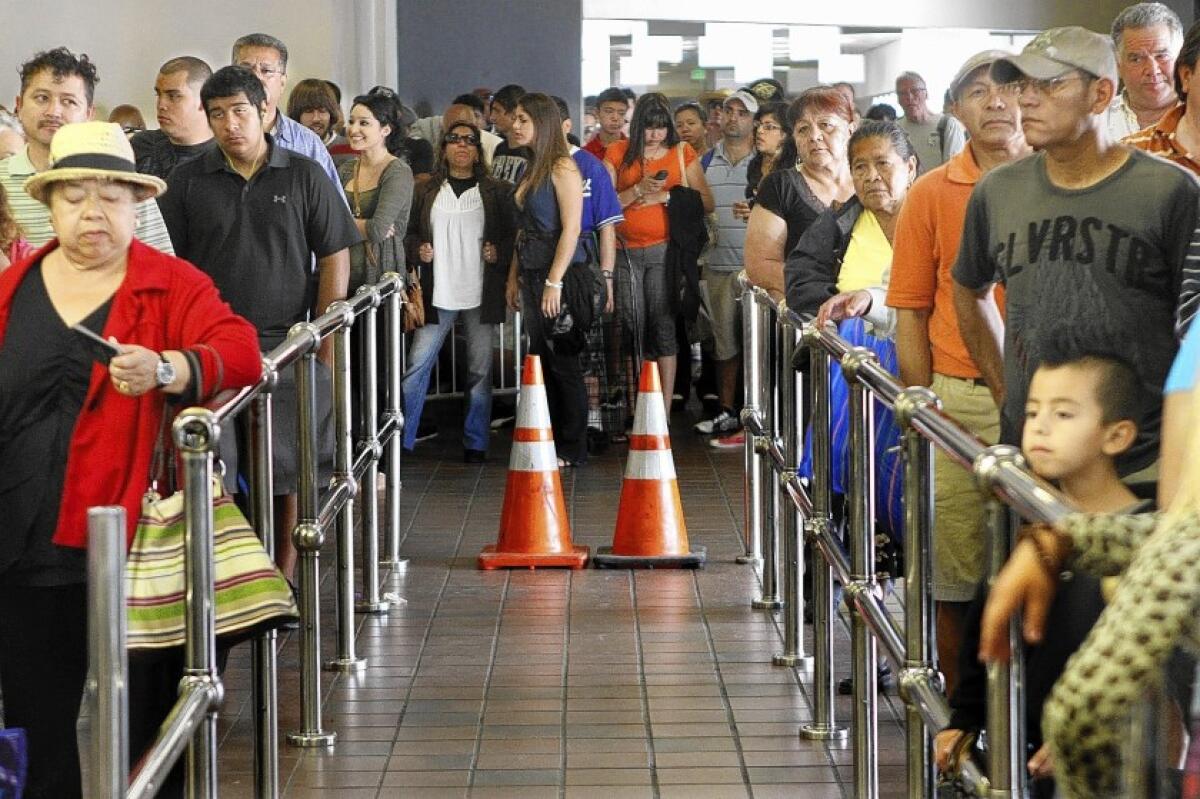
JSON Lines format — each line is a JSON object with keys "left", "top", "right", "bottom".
{"left": 339, "top": 92, "right": 414, "bottom": 294}
{"left": 603, "top": 92, "right": 713, "bottom": 406}
{"left": 403, "top": 121, "right": 515, "bottom": 461}
{"left": 504, "top": 92, "right": 590, "bottom": 466}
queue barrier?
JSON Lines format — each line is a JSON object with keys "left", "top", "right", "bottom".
{"left": 737, "top": 270, "right": 1179, "bottom": 798}
{"left": 738, "top": 270, "right": 1055, "bottom": 798}
{"left": 85, "top": 272, "right": 408, "bottom": 798}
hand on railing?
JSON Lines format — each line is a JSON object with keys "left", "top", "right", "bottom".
{"left": 1027, "top": 742, "right": 1054, "bottom": 779}
{"left": 978, "top": 528, "right": 1065, "bottom": 662}
{"left": 815, "top": 290, "right": 872, "bottom": 327}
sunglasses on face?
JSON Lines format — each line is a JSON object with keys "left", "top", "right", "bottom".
{"left": 444, "top": 132, "right": 479, "bottom": 145}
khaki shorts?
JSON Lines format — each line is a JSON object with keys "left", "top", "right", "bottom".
{"left": 931, "top": 373, "right": 1001, "bottom": 602}
{"left": 704, "top": 268, "right": 742, "bottom": 361}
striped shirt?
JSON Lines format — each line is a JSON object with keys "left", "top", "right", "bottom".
{"left": 0, "top": 148, "right": 175, "bottom": 254}
{"left": 1123, "top": 103, "right": 1200, "bottom": 177}
{"left": 703, "top": 140, "right": 751, "bottom": 272}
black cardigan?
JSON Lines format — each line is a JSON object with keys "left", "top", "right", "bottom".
{"left": 404, "top": 175, "right": 517, "bottom": 325}
{"left": 783, "top": 195, "right": 863, "bottom": 319}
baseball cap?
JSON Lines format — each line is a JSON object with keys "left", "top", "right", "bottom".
{"left": 949, "top": 49, "right": 1013, "bottom": 99}
{"left": 724, "top": 89, "right": 759, "bottom": 114}
{"left": 991, "top": 26, "right": 1117, "bottom": 85}
{"left": 744, "top": 78, "right": 786, "bottom": 104}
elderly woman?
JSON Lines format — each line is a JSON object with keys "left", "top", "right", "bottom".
{"left": 744, "top": 86, "right": 856, "bottom": 297}
{"left": 404, "top": 121, "right": 515, "bottom": 462}
{"left": 0, "top": 121, "right": 260, "bottom": 798}
{"left": 786, "top": 121, "right": 918, "bottom": 691}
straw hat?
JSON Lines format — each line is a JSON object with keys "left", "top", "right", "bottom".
{"left": 24, "top": 121, "right": 167, "bottom": 204}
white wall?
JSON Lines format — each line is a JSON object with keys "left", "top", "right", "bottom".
{"left": 0, "top": 0, "right": 395, "bottom": 126}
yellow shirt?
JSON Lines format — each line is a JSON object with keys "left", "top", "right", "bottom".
{"left": 838, "top": 208, "right": 891, "bottom": 293}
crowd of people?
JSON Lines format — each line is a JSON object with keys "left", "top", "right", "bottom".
{"left": 0, "top": 3, "right": 1199, "bottom": 797}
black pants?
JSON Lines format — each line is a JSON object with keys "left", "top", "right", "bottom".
{"left": 521, "top": 269, "right": 588, "bottom": 464}
{"left": 0, "top": 583, "right": 187, "bottom": 799}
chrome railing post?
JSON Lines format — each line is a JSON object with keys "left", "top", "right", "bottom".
{"left": 326, "top": 305, "right": 367, "bottom": 674}
{"left": 86, "top": 506, "right": 129, "bottom": 799}
{"left": 752, "top": 293, "right": 782, "bottom": 609}
{"left": 355, "top": 288, "right": 389, "bottom": 615}
{"left": 799, "top": 325, "right": 847, "bottom": 742}
{"left": 844, "top": 347, "right": 879, "bottom": 799}
{"left": 737, "top": 274, "right": 763, "bottom": 566}
{"left": 977, "top": 445, "right": 1028, "bottom": 799}
{"left": 773, "top": 306, "right": 809, "bottom": 668}
{"left": 174, "top": 411, "right": 223, "bottom": 799}
{"left": 286, "top": 323, "right": 337, "bottom": 747}
{"left": 381, "top": 277, "right": 407, "bottom": 568}
{"left": 248, "top": 379, "right": 280, "bottom": 798}
{"left": 896, "top": 387, "right": 941, "bottom": 799}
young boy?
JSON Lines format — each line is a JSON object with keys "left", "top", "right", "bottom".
{"left": 934, "top": 347, "right": 1149, "bottom": 797}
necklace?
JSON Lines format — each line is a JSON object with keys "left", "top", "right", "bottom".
{"left": 225, "top": 145, "right": 265, "bottom": 180}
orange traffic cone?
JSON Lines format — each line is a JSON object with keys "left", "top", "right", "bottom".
{"left": 478, "top": 355, "right": 590, "bottom": 570}
{"left": 594, "top": 361, "right": 706, "bottom": 569}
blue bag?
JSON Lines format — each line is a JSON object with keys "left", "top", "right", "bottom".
{"left": 0, "top": 727, "right": 27, "bottom": 799}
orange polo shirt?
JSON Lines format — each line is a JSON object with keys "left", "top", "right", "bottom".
{"left": 1124, "top": 103, "right": 1200, "bottom": 176}
{"left": 887, "top": 144, "right": 1005, "bottom": 379}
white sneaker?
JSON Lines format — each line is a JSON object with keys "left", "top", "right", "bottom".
{"left": 694, "top": 409, "right": 734, "bottom": 435}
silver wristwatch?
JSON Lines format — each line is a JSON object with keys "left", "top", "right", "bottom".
{"left": 155, "top": 353, "right": 176, "bottom": 388}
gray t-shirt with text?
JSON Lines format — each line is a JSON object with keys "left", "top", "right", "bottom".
{"left": 952, "top": 149, "right": 1200, "bottom": 474}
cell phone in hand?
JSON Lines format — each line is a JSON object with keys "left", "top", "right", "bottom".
{"left": 652, "top": 170, "right": 668, "bottom": 180}
{"left": 71, "top": 324, "right": 121, "bottom": 365}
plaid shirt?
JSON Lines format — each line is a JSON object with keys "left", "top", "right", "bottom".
{"left": 1124, "top": 103, "right": 1200, "bottom": 176}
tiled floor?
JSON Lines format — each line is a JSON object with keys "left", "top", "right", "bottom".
{"left": 208, "top": 404, "right": 912, "bottom": 798}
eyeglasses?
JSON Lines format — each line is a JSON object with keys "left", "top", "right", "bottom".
{"left": 1009, "top": 74, "right": 1090, "bottom": 96}
{"left": 754, "top": 122, "right": 783, "bottom": 132}
{"left": 444, "top": 133, "right": 479, "bottom": 145}
{"left": 237, "top": 62, "right": 283, "bottom": 78}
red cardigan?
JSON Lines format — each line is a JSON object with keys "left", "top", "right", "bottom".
{"left": 0, "top": 239, "right": 262, "bottom": 549}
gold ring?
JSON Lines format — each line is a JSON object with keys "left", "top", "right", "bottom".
{"left": 119, "top": 380, "right": 131, "bottom": 393}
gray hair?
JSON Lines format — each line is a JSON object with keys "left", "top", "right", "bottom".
{"left": 231, "top": 33, "right": 289, "bottom": 70}
{"left": 894, "top": 71, "right": 926, "bottom": 88}
{"left": 0, "top": 109, "right": 22, "bottom": 137}
{"left": 1111, "top": 3, "right": 1183, "bottom": 48}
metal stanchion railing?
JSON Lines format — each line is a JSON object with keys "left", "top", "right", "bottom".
{"left": 730, "top": 270, "right": 1043, "bottom": 792}
{"left": 799, "top": 327, "right": 847, "bottom": 742}
{"left": 843, "top": 347, "right": 880, "bottom": 799}
{"left": 287, "top": 321, "right": 338, "bottom": 747}
{"left": 896, "top": 387, "right": 941, "bottom": 799}
{"left": 737, "top": 273, "right": 763, "bottom": 566}
{"left": 773, "top": 305, "right": 810, "bottom": 668}
{"left": 355, "top": 286, "right": 388, "bottom": 615}
{"left": 751, "top": 292, "right": 782, "bottom": 609}
{"left": 325, "top": 304, "right": 367, "bottom": 674}
{"left": 381, "top": 275, "right": 407, "bottom": 569}
{"left": 86, "top": 507, "right": 129, "bottom": 799}
{"left": 247, "top": 388, "right": 280, "bottom": 798}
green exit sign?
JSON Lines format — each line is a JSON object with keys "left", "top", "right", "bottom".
{"left": 690, "top": 68, "right": 706, "bottom": 81}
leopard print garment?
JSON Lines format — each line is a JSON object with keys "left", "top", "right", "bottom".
{"left": 1041, "top": 510, "right": 1200, "bottom": 798}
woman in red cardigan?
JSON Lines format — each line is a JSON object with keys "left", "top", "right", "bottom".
{"left": 0, "top": 121, "right": 260, "bottom": 798}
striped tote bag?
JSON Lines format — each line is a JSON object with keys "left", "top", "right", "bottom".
{"left": 126, "top": 484, "right": 299, "bottom": 650}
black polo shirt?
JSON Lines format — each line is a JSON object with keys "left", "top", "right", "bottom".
{"left": 159, "top": 135, "right": 361, "bottom": 339}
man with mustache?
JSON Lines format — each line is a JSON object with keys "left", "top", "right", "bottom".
{"left": 0, "top": 47, "right": 174, "bottom": 252}
{"left": 131, "top": 56, "right": 216, "bottom": 182}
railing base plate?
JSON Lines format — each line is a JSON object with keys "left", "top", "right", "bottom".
{"left": 751, "top": 598, "right": 783, "bottom": 610}
{"left": 381, "top": 558, "right": 409, "bottom": 570}
{"left": 355, "top": 600, "right": 390, "bottom": 614}
{"left": 772, "top": 653, "right": 814, "bottom": 669}
{"left": 286, "top": 730, "right": 337, "bottom": 748}
{"left": 735, "top": 555, "right": 762, "bottom": 565}
{"left": 324, "top": 657, "right": 367, "bottom": 673}
{"left": 799, "top": 723, "right": 848, "bottom": 741}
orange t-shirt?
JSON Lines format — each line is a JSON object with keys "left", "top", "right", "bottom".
{"left": 887, "top": 145, "right": 1005, "bottom": 379}
{"left": 604, "top": 140, "right": 697, "bottom": 248}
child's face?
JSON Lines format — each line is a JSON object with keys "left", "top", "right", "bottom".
{"left": 1022, "top": 364, "right": 1128, "bottom": 482}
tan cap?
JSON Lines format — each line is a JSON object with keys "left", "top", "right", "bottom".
{"left": 991, "top": 26, "right": 1117, "bottom": 85}
{"left": 950, "top": 49, "right": 1014, "bottom": 99}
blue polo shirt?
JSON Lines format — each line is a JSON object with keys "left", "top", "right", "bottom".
{"left": 571, "top": 147, "right": 623, "bottom": 234}
{"left": 272, "top": 112, "right": 342, "bottom": 189}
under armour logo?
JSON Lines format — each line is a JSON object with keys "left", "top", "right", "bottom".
{"left": 274, "top": 195, "right": 287, "bottom": 204}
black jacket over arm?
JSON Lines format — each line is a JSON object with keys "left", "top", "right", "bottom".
{"left": 783, "top": 196, "right": 862, "bottom": 319}
{"left": 404, "top": 176, "right": 516, "bottom": 325}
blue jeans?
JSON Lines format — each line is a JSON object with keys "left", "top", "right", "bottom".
{"left": 401, "top": 307, "right": 495, "bottom": 452}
